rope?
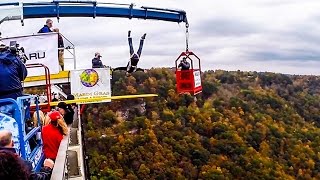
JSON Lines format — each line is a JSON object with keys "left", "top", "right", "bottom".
{"left": 185, "top": 23, "right": 189, "bottom": 52}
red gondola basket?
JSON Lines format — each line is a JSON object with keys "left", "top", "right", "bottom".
{"left": 175, "top": 51, "right": 202, "bottom": 95}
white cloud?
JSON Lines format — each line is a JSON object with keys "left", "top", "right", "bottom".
{"left": 1, "top": 0, "right": 320, "bottom": 75}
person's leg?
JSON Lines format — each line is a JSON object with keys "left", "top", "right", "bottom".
{"left": 137, "top": 33, "right": 146, "bottom": 57}
{"left": 128, "top": 31, "right": 134, "bottom": 55}
{"left": 58, "top": 50, "right": 64, "bottom": 71}
{"left": 126, "top": 60, "right": 131, "bottom": 71}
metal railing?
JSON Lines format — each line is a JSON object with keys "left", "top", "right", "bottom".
{"left": 50, "top": 128, "right": 70, "bottom": 180}
{"left": 50, "top": 106, "right": 83, "bottom": 180}
{"left": 59, "top": 33, "right": 76, "bottom": 70}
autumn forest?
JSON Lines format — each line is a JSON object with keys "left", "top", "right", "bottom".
{"left": 77, "top": 69, "right": 320, "bottom": 180}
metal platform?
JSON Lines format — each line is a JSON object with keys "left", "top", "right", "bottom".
{"left": 23, "top": 71, "right": 70, "bottom": 87}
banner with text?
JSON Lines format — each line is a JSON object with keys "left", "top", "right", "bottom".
{"left": 1, "top": 33, "right": 59, "bottom": 76}
{"left": 193, "top": 70, "right": 202, "bottom": 88}
{"left": 70, "top": 68, "right": 111, "bottom": 104}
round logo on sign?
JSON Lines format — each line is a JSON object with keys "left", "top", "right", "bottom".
{"left": 80, "top": 69, "right": 99, "bottom": 87}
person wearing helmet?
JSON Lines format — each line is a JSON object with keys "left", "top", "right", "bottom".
{"left": 113, "top": 30, "right": 146, "bottom": 76}
{"left": 178, "top": 57, "right": 190, "bottom": 70}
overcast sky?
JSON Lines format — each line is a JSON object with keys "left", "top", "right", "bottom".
{"left": 1, "top": 0, "right": 320, "bottom": 75}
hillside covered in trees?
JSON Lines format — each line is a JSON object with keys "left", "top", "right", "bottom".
{"left": 82, "top": 69, "right": 320, "bottom": 179}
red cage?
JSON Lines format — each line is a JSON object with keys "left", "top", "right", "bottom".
{"left": 175, "top": 51, "right": 202, "bottom": 95}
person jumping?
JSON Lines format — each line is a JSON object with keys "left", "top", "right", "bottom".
{"left": 113, "top": 30, "right": 146, "bottom": 76}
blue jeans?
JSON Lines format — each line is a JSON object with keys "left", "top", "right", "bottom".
{"left": 128, "top": 37, "right": 145, "bottom": 57}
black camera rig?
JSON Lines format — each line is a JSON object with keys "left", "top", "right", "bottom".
{"left": 9, "top": 43, "right": 28, "bottom": 63}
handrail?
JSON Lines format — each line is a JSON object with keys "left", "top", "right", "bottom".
{"left": 0, "top": 99, "right": 22, "bottom": 153}
{"left": 0, "top": 96, "right": 45, "bottom": 171}
{"left": 59, "top": 33, "right": 76, "bottom": 69}
{"left": 25, "top": 64, "right": 52, "bottom": 112}
{"left": 59, "top": 33, "right": 74, "bottom": 47}
{"left": 29, "top": 94, "right": 158, "bottom": 107}
{"left": 16, "top": 95, "right": 44, "bottom": 171}
{"left": 50, "top": 127, "right": 70, "bottom": 180}
{"left": 24, "top": 126, "right": 41, "bottom": 142}
{"left": 175, "top": 51, "right": 201, "bottom": 71}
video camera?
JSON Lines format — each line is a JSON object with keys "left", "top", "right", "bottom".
{"left": 9, "top": 41, "right": 28, "bottom": 63}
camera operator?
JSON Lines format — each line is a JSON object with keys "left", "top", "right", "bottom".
{"left": 0, "top": 41, "right": 28, "bottom": 100}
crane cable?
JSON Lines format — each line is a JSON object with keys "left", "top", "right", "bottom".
{"left": 185, "top": 22, "right": 189, "bottom": 52}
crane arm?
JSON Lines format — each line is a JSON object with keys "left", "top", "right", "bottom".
{"left": 0, "top": 1, "right": 188, "bottom": 25}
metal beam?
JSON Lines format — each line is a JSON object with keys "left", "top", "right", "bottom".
{"left": 0, "top": 1, "right": 188, "bottom": 24}
{"left": 0, "top": 16, "right": 21, "bottom": 24}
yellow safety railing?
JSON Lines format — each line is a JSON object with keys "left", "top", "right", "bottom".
{"left": 31, "top": 94, "right": 158, "bottom": 107}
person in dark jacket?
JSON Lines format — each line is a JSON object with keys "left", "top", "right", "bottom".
{"left": 0, "top": 130, "right": 54, "bottom": 179}
{"left": 38, "top": 19, "right": 53, "bottom": 33}
{"left": 0, "top": 48, "right": 27, "bottom": 99}
{"left": 66, "top": 94, "right": 78, "bottom": 126}
{"left": 57, "top": 102, "right": 74, "bottom": 125}
{"left": 92, "top": 52, "right": 105, "bottom": 68}
{"left": 0, "top": 130, "right": 33, "bottom": 171}
{"left": 0, "top": 150, "right": 54, "bottom": 180}
{"left": 178, "top": 57, "right": 190, "bottom": 70}
{"left": 53, "top": 28, "right": 65, "bottom": 71}
{"left": 113, "top": 30, "right": 146, "bottom": 76}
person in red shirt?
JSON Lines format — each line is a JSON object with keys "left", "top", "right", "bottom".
{"left": 42, "top": 111, "right": 68, "bottom": 161}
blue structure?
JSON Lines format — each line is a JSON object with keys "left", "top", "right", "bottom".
{"left": 0, "top": 1, "right": 188, "bottom": 25}
{"left": 0, "top": 96, "right": 44, "bottom": 172}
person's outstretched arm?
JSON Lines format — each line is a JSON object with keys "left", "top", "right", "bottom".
{"left": 29, "top": 159, "right": 54, "bottom": 180}
{"left": 29, "top": 167, "right": 52, "bottom": 180}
